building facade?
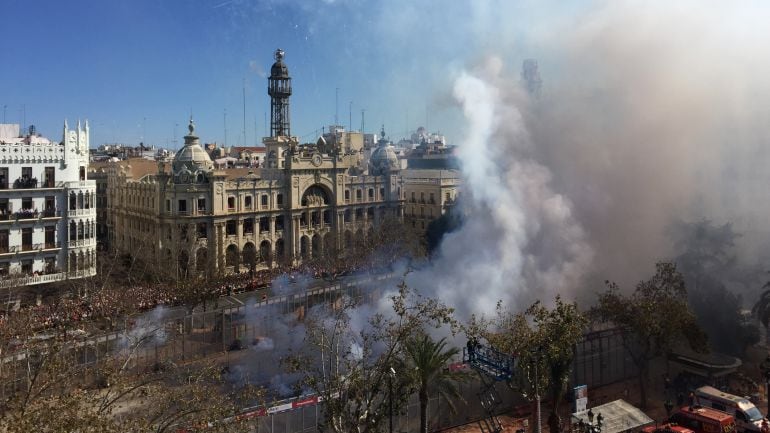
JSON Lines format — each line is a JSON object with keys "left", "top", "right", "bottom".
{"left": 0, "top": 122, "right": 97, "bottom": 289}
{"left": 402, "top": 169, "right": 461, "bottom": 230}
{"left": 106, "top": 49, "right": 404, "bottom": 278}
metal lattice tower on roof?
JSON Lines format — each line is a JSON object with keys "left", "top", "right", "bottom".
{"left": 268, "top": 48, "right": 292, "bottom": 137}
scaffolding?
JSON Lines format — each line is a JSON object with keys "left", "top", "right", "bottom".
{"left": 464, "top": 343, "right": 516, "bottom": 433}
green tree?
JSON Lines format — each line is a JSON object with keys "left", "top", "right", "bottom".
{"left": 0, "top": 303, "right": 261, "bottom": 432}
{"left": 403, "top": 334, "right": 465, "bottom": 433}
{"left": 592, "top": 262, "right": 707, "bottom": 408}
{"left": 471, "top": 296, "right": 586, "bottom": 433}
{"left": 284, "top": 280, "right": 456, "bottom": 433}
{"left": 752, "top": 282, "right": 770, "bottom": 345}
{"left": 672, "top": 220, "right": 759, "bottom": 356}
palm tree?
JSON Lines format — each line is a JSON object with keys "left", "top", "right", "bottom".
{"left": 752, "top": 283, "right": 770, "bottom": 345}
{"left": 403, "top": 334, "right": 464, "bottom": 433}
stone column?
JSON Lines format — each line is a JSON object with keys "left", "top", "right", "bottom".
{"left": 293, "top": 215, "right": 301, "bottom": 261}
{"left": 216, "top": 223, "right": 225, "bottom": 273}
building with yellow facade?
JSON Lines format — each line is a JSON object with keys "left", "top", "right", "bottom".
{"left": 105, "top": 49, "right": 404, "bottom": 278}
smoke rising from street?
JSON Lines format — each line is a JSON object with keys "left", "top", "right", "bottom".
{"left": 406, "top": 65, "right": 593, "bottom": 319}
{"left": 387, "top": 1, "right": 770, "bottom": 316}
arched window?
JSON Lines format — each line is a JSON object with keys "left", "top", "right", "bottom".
{"left": 301, "top": 185, "right": 330, "bottom": 207}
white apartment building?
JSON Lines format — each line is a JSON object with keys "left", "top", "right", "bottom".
{"left": 0, "top": 121, "right": 97, "bottom": 290}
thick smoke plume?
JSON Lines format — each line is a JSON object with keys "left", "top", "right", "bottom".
{"left": 407, "top": 60, "right": 593, "bottom": 319}
{"left": 396, "top": 1, "right": 770, "bottom": 317}
{"left": 217, "top": 0, "right": 770, "bottom": 322}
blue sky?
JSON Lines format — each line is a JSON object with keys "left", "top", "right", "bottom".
{"left": 0, "top": 0, "right": 576, "bottom": 148}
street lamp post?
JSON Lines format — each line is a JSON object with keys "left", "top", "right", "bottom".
{"left": 760, "top": 356, "right": 770, "bottom": 409}
{"left": 389, "top": 366, "right": 396, "bottom": 433}
{"left": 531, "top": 346, "right": 544, "bottom": 433}
{"left": 535, "top": 357, "right": 541, "bottom": 433}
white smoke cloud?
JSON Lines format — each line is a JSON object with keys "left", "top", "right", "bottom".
{"left": 405, "top": 64, "right": 593, "bottom": 319}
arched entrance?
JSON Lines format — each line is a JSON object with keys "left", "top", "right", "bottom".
{"left": 226, "top": 244, "right": 239, "bottom": 269}
{"left": 312, "top": 234, "right": 322, "bottom": 257}
{"left": 259, "top": 240, "right": 271, "bottom": 266}
{"left": 300, "top": 236, "right": 309, "bottom": 259}
{"left": 178, "top": 250, "right": 189, "bottom": 279}
{"left": 242, "top": 242, "right": 256, "bottom": 271}
{"left": 196, "top": 247, "right": 208, "bottom": 272}
{"left": 162, "top": 248, "right": 173, "bottom": 271}
{"left": 324, "top": 233, "right": 336, "bottom": 256}
{"left": 275, "top": 238, "right": 285, "bottom": 262}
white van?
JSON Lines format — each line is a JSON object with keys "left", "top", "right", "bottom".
{"left": 694, "top": 386, "right": 766, "bottom": 433}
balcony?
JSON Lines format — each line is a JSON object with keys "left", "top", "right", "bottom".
{"left": 68, "top": 208, "right": 95, "bottom": 218}
{"left": 14, "top": 209, "right": 38, "bottom": 220}
{"left": 13, "top": 178, "right": 38, "bottom": 189}
{"left": 41, "top": 209, "right": 60, "bottom": 218}
{"left": 0, "top": 268, "right": 96, "bottom": 289}
{"left": 0, "top": 243, "right": 61, "bottom": 254}
{"left": 68, "top": 239, "right": 95, "bottom": 248}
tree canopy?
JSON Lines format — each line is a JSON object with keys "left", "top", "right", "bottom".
{"left": 592, "top": 261, "right": 707, "bottom": 407}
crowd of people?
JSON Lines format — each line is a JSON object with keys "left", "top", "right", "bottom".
{"left": 0, "top": 259, "right": 384, "bottom": 338}
{"left": 1, "top": 265, "right": 300, "bottom": 335}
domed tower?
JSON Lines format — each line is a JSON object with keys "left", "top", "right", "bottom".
{"left": 264, "top": 49, "right": 298, "bottom": 170}
{"left": 172, "top": 118, "right": 213, "bottom": 183}
{"left": 369, "top": 125, "right": 400, "bottom": 175}
{"left": 268, "top": 48, "right": 292, "bottom": 137}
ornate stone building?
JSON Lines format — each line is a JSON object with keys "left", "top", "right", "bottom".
{"left": 106, "top": 49, "right": 404, "bottom": 278}
{"left": 0, "top": 121, "right": 97, "bottom": 290}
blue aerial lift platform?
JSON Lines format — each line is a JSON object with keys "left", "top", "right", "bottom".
{"left": 463, "top": 341, "right": 517, "bottom": 433}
